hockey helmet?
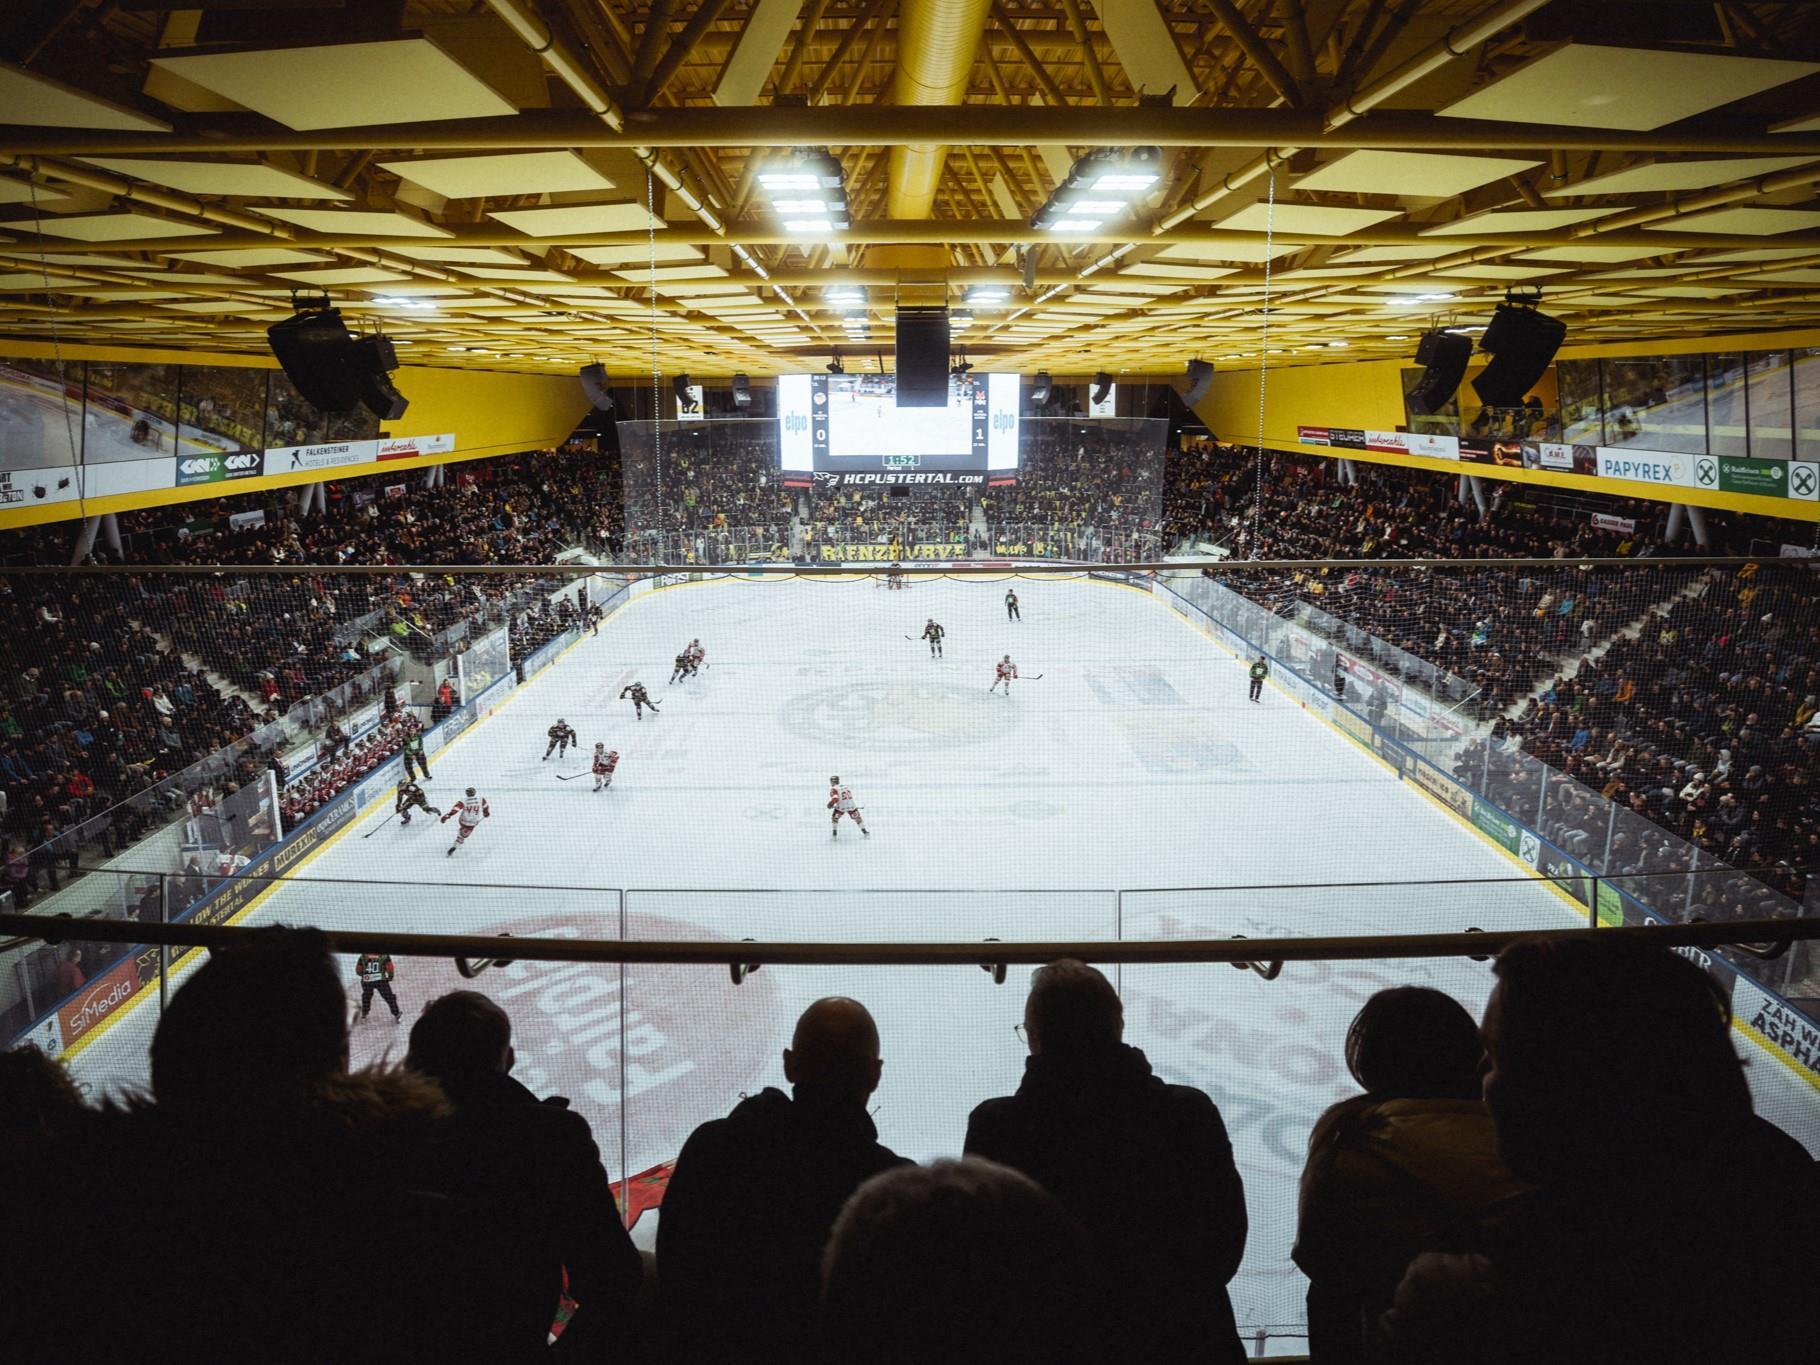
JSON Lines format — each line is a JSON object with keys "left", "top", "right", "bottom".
{"left": 465, "top": 786, "right": 477, "bottom": 798}
{"left": 830, "top": 775, "right": 840, "bottom": 785}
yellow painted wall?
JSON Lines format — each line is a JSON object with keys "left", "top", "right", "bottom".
{"left": 0, "top": 342, "right": 593, "bottom": 529}
{"left": 1194, "top": 328, "right": 1820, "bottom": 523}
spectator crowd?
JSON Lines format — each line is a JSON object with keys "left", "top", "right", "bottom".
{"left": 2, "top": 930, "right": 1812, "bottom": 1362}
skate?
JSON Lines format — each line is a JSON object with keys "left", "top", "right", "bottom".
{"left": 400, "top": 813, "right": 410, "bottom": 825}
{"left": 862, "top": 827, "right": 870, "bottom": 837}
{"left": 446, "top": 845, "right": 456, "bottom": 856}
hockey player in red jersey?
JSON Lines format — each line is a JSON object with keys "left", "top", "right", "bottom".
{"left": 440, "top": 786, "right": 489, "bottom": 855}
{"left": 990, "top": 654, "right": 1019, "bottom": 695}
{"left": 828, "top": 776, "right": 869, "bottom": 838}
{"left": 592, "top": 742, "right": 619, "bottom": 792}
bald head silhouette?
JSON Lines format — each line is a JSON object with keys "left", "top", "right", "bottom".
{"left": 784, "top": 997, "right": 883, "bottom": 1106}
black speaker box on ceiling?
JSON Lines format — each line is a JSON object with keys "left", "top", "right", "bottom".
{"left": 1406, "top": 329, "right": 1472, "bottom": 416}
{"left": 1030, "top": 371, "right": 1052, "bottom": 407}
{"left": 267, "top": 307, "right": 361, "bottom": 413}
{"left": 1183, "top": 359, "right": 1214, "bottom": 407}
{"left": 1472, "top": 305, "right": 1566, "bottom": 408}
{"left": 580, "top": 363, "right": 613, "bottom": 411}
{"left": 351, "top": 335, "right": 408, "bottom": 420}
{"left": 896, "top": 309, "right": 950, "bottom": 407}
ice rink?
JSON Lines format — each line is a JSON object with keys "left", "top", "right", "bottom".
{"left": 66, "top": 575, "right": 1820, "bottom": 1345}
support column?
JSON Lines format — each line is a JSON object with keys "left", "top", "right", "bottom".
{"left": 1664, "top": 502, "right": 1685, "bottom": 544}
{"left": 1467, "top": 474, "right": 1489, "bottom": 519}
{"left": 69, "top": 515, "right": 101, "bottom": 565}
{"left": 100, "top": 513, "right": 122, "bottom": 557}
{"left": 1457, "top": 472, "right": 1471, "bottom": 505}
{"left": 296, "top": 482, "right": 315, "bottom": 516}
{"left": 1686, "top": 504, "right": 1711, "bottom": 548}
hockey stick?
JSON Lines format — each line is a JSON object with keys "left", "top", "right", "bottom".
{"left": 362, "top": 811, "right": 398, "bottom": 839}
{"left": 555, "top": 771, "right": 593, "bottom": 781}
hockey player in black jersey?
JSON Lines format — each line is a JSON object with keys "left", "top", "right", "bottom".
{"left": 544, "top": 718, "right": 578, "bottom": 760}
{"left": 922, "top": 618, "right": 945, "bottom": 658}
{"left": 394, "top": 780, "right": 440, "bottom": 826}
{"left": 620, "top": 682, "right": 660, "bottom": 719}
{"left": 670, "top": 650, "right": 692, "bottom": 685}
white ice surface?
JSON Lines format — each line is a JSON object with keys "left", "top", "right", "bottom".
{"left": 66, "top": 575, "right": 1820, "bottom": 1346}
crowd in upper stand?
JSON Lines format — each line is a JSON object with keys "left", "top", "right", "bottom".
{"left": 4, "top": 930, "right": 1812, "bottom": 1362}
{"left": 2, "top": 439, "right": 1816, "bottom": 919}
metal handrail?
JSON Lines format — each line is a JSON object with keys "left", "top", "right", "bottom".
{"left": 7, "top": 912, "right": 1815, "bottom": 968}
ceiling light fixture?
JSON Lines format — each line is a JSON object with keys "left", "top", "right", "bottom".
{"left": 757, "top": 150, "right": 850, "bottom": 235}
{"left": 1030, "top": 147, "right": 1162, "bottom": 235}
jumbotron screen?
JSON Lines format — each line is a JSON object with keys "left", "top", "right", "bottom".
{"left": 778, "top": 372, "right": 1020, "bottom": 475}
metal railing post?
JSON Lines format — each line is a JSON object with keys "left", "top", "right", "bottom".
{"left": 1590, "top": 876, "right": 1600, "bottom": 928}
{"left": 159, "top": 872, "right": 170, "bottom": 1010}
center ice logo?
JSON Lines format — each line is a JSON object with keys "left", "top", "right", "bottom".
{"left": 782, "top": 681, "right": 1016, "bottom": 750}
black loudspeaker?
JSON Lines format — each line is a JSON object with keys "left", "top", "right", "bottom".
{"left": 731, "top": 373, "right": 752, "bottom": 409}
{"left": 351, "top": 335, "right": 408, "bottom": 420}
{"left": 1030, "top": 371, "right": 1052, "bottom": 406}
{"left": 267, "top": 307, "right": 360, "bottom": 413}
{"left": 1090, "top": 372, "right": 1113, "bottom": 406}
{"left": 896, "top": 309, "right": 950, "bottom": 407}
{"left": 1407, "top": 329, "right": 1472, "bottom": 416}
{"left": 580, "top": 363, "right": 613, "bottom": 411}
{"left": 1183, "top": 359, "right": 1214, "bottom": 406}
{"left": 1472, "top": 304, "right": 1566, "bottom": 407}
{"left": 673, "top": 374, "right": 692, "bottom": 403}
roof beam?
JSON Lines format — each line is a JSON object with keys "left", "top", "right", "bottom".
{"left": 16, "top": 103, "right": 1815, "bottom": 156}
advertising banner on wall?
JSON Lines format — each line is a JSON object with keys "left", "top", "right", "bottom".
{"left": 376, "top": 433, "right": 456, "bottom": 461}
{"left": 1596, "top": 448, "right": 1696, "bottom": 488}
{"left": 1590, "top": 512, "right": 1637, "bottom": 534}
{"left": 266, "top": 434, "right": 455, "bottom": 473}
{"left": 1470, "top": 797, "right": 1522, "bottom": 853}
{"left": 174, "top": 450, "right": 264, "bottom": 485}
{"left": 1732, "top": 976, "right": 1820, "bottom": 1086}
{"left": 0, "top": 465, "right": 82, "bottom": 506}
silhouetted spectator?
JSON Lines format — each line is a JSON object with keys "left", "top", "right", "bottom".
{"left": 1294, "top": 987, "right": 1523, "bottom": 1363}
{"left": 965, "top": 960, "right": 1248, "bottom": 1362}
{"left": 821, "top": 1156, "right": 1102, "bottom": 1365}
{"left": 657, "top": 997, "right": 909, "bottom": 1364}
{"left": 53, "top": 946, "right": 85, "bottom": 996}
{"left": 28, "top": 927, "right": 510, "bottom": 1363}
{"left": 1384, "top": 937, "right": 1820, "bottom": 1364}
{"left": 406, "top": 990, "right": 641, "bottom": 1360}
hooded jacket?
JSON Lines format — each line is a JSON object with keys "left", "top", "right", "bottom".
{"left": 656, "top": 1084, "right": 908, "bottom": 1363}
{"left": 1294, "top": 1096, "right": 1524, "bottom": 1362}
{"left": 965, "top": 1043, "right": 1249, "bottom": 1363}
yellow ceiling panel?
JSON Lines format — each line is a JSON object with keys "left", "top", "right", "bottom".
{"left": 149, "top": 39, "right": 515, "bottom": 132}
{"left": 1645, "top": 206, "right": 1820, "bottom": 234}
{"left": 377, "top": 152, "right": 616, "bottom": 199}
{"left": 28, "top": 212, "right": 218, "bottom": 241}
{"left": 608, "top": 264, "right": 729, "bottom": 283}
{"left": 566, "top": 243, "right": 705, "bottom": 267}
{"left": 0, "top": 61, "right": 170, "bottom": 131}
{"left": 260, "top": 208, "right": 454, "bottom": 238}
{"left": 1214, "top": 203, "right": 1403, "bottom": 235}
{"left": 453, "top": 267, "right": 577, "bottom": 282}
{"left": 271, "top": 266, "right": 411, "bottom": 285}
{"left": 1421, "top": 207, "right": 1615, "bottom": 236}
{"left": 1439, "top": 44, "right": 1820, "bottom": 131}
{"left": 79, "top": 158, "right": 351, "bottom": 200}
{"left": 1546, "top": 156, "right": 1819, "bottom": 197}
{"left": 489, "top": 203, "right": 664, "bottom": 237}
{"left": 167, "top": 248, "right": 333, "bottom": 268}
{"left": 1295, "top": 150, "right": 1540, "bottom": 198}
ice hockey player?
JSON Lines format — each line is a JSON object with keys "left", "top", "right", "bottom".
{"left": 828, "top": 775, "right": 869, "bottom": 838}
{"left": 620, "top": 681, "right": 661, "bottom": 719}
{"left": 670, "top": 650, "right": 692, "bottom": 685}
{"left": 1333, "top": 661, "right": 1347, "bottom": 700}
{"left": 1248, "top": 654, "right": 1269, "bottom": 703}
{"left": 592, "top": 742, "right": 620, "bottom": 792}
{"left": 922, "top": 618, "right": 945, "bottom": 659}
{"left": 441, "top": 787, "right": 490, "bottom": 855}
{"left": 886, "top": 562, "right": 906, "bottom": 590}
{"left": 353, "top": 952, "right": 402, "bottom": 1023}
{"left": 990, "top": 654, "right": 1019, "bottom": 695}
{"left": 544, "top": 718, "right": 578, "bottom": 761}
{"left": 687, "top": 638, "right": 705, "bottom": 671}
{"left": 395, "top": 779, "right": 440, "bottom": 826}
{"left": 1005, "top": 587, "right": 1021, "bottom": 622}
{"left": 401, "top": 718, "right": 430, "bottom": 782}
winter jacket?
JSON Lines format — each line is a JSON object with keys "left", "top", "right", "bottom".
{"left": 9, "top": 1069, "right": 528, "bottom": 1364}
{"left": 1294, "top": 1096, "right": 1523, "bottom": 1363}
{"left": 1382, "top": 1115, "right": 1820, "bottom": 1365}
{"left": 966, "top": 1043, "right": 1249, "bottom": 1363}
{"left": 656, "top": 1085, "right": 909, "bottom": 1363}
{"left": 418, "top": 1070, "right": 642, "bottom": 1361}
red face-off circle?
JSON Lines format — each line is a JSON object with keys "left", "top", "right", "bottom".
{"left": 349, "top": 912, "right": 781, "bottom": 1170}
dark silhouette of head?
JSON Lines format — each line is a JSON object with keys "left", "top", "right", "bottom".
{"left": 1484, "top": 936, "right": 1751, "bottom": 1183}
{"left": 822, "top": 1157, "right": 1098, "bottom": 1365}
{"left": 406, "top": 990, "right": 514, "bottom": 1100}
{"left": 1346, "top": 986, "right": 1485, "bottom": 1100}
{"left": 784, "top": 997, "right": 882, "bottom": 1106}
{"left": 1023, "top": 959, "right": 1122, "bottom": 1055}
{"left": 150, "top": 927, "right": 347, "bottom": 1108}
